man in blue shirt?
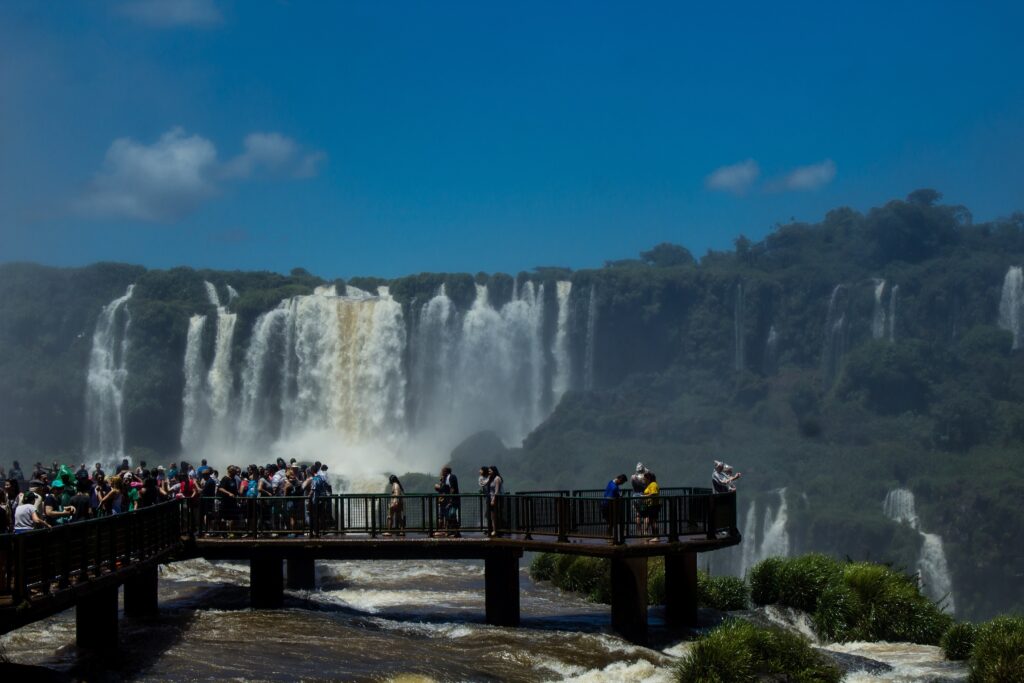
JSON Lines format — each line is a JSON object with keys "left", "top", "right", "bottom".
{"left": 601, "top": 474, "right": 628, "bottom": 537}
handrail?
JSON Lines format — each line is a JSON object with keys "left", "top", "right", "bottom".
{"left": 184, "top": 490, "right": 738, "bottom": 544}
{"left": 0, "top": 499, "right": 183, "bottom": 603}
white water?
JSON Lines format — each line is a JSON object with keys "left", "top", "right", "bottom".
{"left": 883, "top": 488, "right": 955, "bottom": 613}
{"left": 872, "top": 279, "right": 887, "bottom": 340}
{"left": 181, "top": 280, "right": 571, "bottom": 474}
{"left": 763, "top": 324, "right": 778, "bottom": 374}
{"left": 739, "top": 489, "right": 791, "bottom": 577}
{"left": 888, "top": 284, "right": 899, "bottom": 342}
{"left": 583, "top": 284, "right": 597, "bottom": 390}
{"left": 180, "top": 315, "right": 208, "bottom": 455}
{"left": 83, "top": 285, "right": 135, "bottom": 464}
{"left": 226, "top": 284, "right": 239, "bottom": 301}
{"left": 552, "top": 280, "right": 573, "bottom": 402}
{"left": 998, "top": 266, "right": 1023, "bottom": 349}
{"left": 734, "top": 282, "right": 745, "bottom": 371}
{"left": 822, "top": 284, "right": 848, "bottom": 383}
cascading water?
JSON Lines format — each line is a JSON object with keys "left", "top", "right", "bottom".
{"left": 180, "top": 315, "right": 208, "bottom": 455}
{"left": 888, "top": 284, "right": 899, "bottom": 342}
{"left": 551, "top": 280, "right": 573, "bottom": 402}
{"left": 872, "top": 279, "right": 887, "bottom": 340}
{"left": 204, "top": 281, "right": 237, "bottom": 450}
{"left": 821, "top": 285, "right": 848, "bottom": 383}
{"left": 583, "top": 284, "right": 597, "bottom": 390}
{"left": 738, "top": 489, "right": 790, "bottom": 577}
{"left": 883, "top": 488, "right": 956, "bottom": 613}
{"left": 998, "top": 266, "right": 1023, "bottom": 350}
{"left": 181, "top": 280, "right": 571, "bottom": 476}
{"left": 83, "top": 285, "right": 135, "bottom": 464}
{"left": 734, "top": 283, "right": 745, "bottom": 371}
{"left": 763, "top": 325, "right": 779, "bottom": 374}
{"left": 227, "top": 284, "right": 239, "bottom": 301}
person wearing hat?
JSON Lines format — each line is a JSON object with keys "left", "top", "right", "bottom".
{"left": 43, "top": 479, "right": 75, "bottom": 524}
{"left": 712, "top": 461, "right": 741, "bottom": 493}
{"left": 630, "top": 463, "right": 649, "bottom": 495}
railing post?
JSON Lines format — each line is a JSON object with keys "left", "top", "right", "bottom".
{"left": 557, "top": 497, "right": 569, "bottom": 543}
{"left": 669, "top": 497, "right": 680, "bottom": 542}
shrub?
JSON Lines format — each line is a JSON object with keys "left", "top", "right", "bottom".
{"left": 676, "top": 619, "right": 841, "bottom": 683}
{"left": 861, "top": 581, "right": 952, "bottom": 644}
{"left": 698, "top": 572, "right": 750, "bottom": 611}
{"left": 777, "top": 554, "right": 842, "bottom": 613}
{"left": 749, "top": 557, "right": 785, "bottom": 606}
{"left": 813, "top": 582, "right": 862, "bottom": 643}
{"left": 941, "top": 622, "right": 977, "bottom": 661}
{"left": 969, "top": 615, "right": 1024, "bottom": 683}
{"left": 529, "top": 553, "right": 557, "bottom": 581}
{"left": 647, "top": 558, "right": 666, "bottom": 605}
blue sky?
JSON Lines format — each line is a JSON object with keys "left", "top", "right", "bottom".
{"left": 1, "top": 1, "right": 1022, "bottom": 279}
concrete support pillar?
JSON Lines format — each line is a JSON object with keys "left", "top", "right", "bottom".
{"left": 250, "top": 556, "right": 284, "bottom": 609}
{"left": 610, "top": 557, "right": 648, "bottom": 643}
{"left": 76, "top": 585, "right": 118, "bottom": 650}
{"left": 124, "top": 565, "right": 160, "bottom": 618}
{"left": 665, "top": 552, "right": 699, "bottom": 628}
{"left": 286, "top": 557, "right": 316, "bottom": 590}
{"left": 484, "top": 551, "right": 520, "bottom": 626}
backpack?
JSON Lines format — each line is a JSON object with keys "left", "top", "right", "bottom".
{"left": 312, "top": 474, "right": 329, "bottom": 498}
{"left": 246, "top": 479, "right": 259, "bottom": 498}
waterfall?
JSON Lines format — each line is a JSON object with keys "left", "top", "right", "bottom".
{"left": 83, "top": 285, "right": 135, "bottom": 464}
{"left": 583, "top": 284, "right": 597, "bottom": 390}
{"left": 883, "top": 488, "right": 956, "bottom": 613}
{"left": 180, "top": 315, "right": 208, "bottom": 455}
{"left": 888, "top": 284, "right": 899, "bottom": 342}
{"left": 822, "top": 285, "right": 848, "bottom": 383}
{"left": 998, "top": 266, "right": 1023, "bottom": 350}
{"left": 738, "top": 489, "right": 791, "bottom": 577}
{"left": 204, "top": 281, "right": 221, "bottom": 307}
{"left": 763, "top": 325, "right": 779, "bottom": 374}
{"left": 760, "top": 489, "right": 791, "bottom": 560}
{"left": 551, "top": 280, "right": 573, "bottom": 402}
{"left": 204, "top": 281, "right": 237, "bottom": 448}
{"left": 227, "top": 284, "right": 239, "bottom": 301}
{"left": 734, "top": 283, "right": 745, "bottom": 371}
{"left": 872, "top": 279, "right": 887, "bottom": 340}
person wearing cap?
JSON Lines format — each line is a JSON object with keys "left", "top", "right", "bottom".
{"left": 43, "top": 479, "right": 75, "bottom": 524}
{"left": 630, "top": 463, "right": 648, "bottom": 495}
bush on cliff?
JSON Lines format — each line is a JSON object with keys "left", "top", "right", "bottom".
{"left": 968, "top": 615, "right": 1024, "bottom": 683}
{"left": 676, "top": 619, "right": 841, "bottom": 683}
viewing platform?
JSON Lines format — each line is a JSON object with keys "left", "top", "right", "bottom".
{"left": 1, "top": 489, "right": 740, "bottom": 645}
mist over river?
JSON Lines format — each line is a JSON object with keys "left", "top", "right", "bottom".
{"left": 0, "top": 558, "right": 965, "bottom": 682}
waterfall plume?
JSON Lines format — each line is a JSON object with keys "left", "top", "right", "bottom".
{"left": 998, "top": 266, "right": 1023, "bottom": 350}
{"left": 883, "top": 488, "right": 956, "bottom": 613}
{"left": 83, "top": 285, "right": 135, "bottom": 465}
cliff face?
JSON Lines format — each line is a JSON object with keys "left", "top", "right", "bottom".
{"left": 2, "top": 192, "right": 1024, "bottom": 619}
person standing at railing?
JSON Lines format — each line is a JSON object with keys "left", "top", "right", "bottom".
{"left": 478, "top": 467, "right": 492, "bottom": 534}
{"left": 14, "top": 492, "right": 49, "bottom": 532}
{"left": 712, "top": 461, "right": 741, "bottom": 494}
{"left": 68, "top": 479, "right": 93, "bottom": 522}
{"left": 442, "top": 466, "right": 461, "bottom": 538}
{"left": 641, "top": 472, "right": 661, "bottom": 543}
{"left": 601, "top": 474, "right": 628, "bottom": 535}
{"left": 217, "top": 466, "right": 240, "bottom": 532}
{"left": 384, "top": 474, "right": 405, "bottom": 537}
{"left": 487, "top": 466, "right": 504, "bottom": 538}
{"left": 43, "top": 479, "right": 75, "bottom": 525}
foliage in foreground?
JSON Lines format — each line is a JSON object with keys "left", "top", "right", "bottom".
{"left": 676, "top": 619, "right": 841, "bottom": 683}
{"left": 940, "top": 621, "right": 977, "bottom": 661}
{"left": 530, "top": 554, "right": 747, "bottom": 610}
{"left": 968, "top": 615, "right": 1024, "bottom": 683}
{"left": 750, "top": 556, "right": 952, "bottom": 644}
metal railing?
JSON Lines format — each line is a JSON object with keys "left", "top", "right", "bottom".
{"left": 187, "top": 490, "right": 738, "bottom": 544}
{"left": 0, "top": 499, "right": 183, "bottom": 603}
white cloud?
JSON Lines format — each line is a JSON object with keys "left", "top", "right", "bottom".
{"left": 76, "top": 127, "right": 326, "bottom": 222}
{"left": 706, "top": 159, "right": 760, "bottom": 195}
{"left": 222, "top": 132, "right": 325, "bottom": 180}
{"left": 118, "top": 0, "right": 222, "bottom": 29}
{"left": 772, "top": 159, "right": 836, "bottom": 192}
{"left": 77, "top": 127, "right": 218, "bottom": 222}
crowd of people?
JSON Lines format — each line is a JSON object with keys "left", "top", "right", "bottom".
{"left": 0, "top": 457, "right": 336, "bottom": 534}
{"left": 2, "top": 456, "right": 735, "bottom": 539}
